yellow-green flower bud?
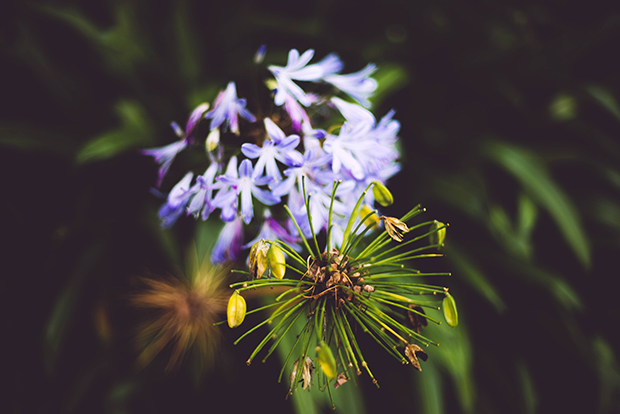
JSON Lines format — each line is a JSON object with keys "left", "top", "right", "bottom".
{"left": 265, "top": 79, "right": 278, "bottom": 91}
{"left": 249, "top": 239, "right": 269, "bottom": 279}
{"left": 359, "top": 204, "right": 379, "bottom": 228}
{"left": 442, "top": 292, "right": 458, "bottom": 327}
{"left": 316, "top": 341, "right": 337, "bottom": 379}
{"left": 205, "top": 128, "right": 220, "bottom": 152}
{"left": 267, "top": 243, "right": 286, "bottom": 280}
{"left": 372, "top": 180, "right": 393, "bottom": 207}
{"left": 227, "top": 290, "right": 246, "bottom": 328}
{"left": 429, "top": 221, "right": 447, "bottom": 246}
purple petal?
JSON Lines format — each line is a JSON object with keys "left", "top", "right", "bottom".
{"left": 264, "top": 118, "right": 286, "bottom": 143}
{"left": 241, "top": 143, "right": 262, "bottom": 158}
{"left": 252, "top": 186, "right": 281, "bottom": 206}
{"left": 239, "top": 159, "right": 253, "bottom": 178}
{"left": 185, "top": 103, "right": 210, "bottom": 135}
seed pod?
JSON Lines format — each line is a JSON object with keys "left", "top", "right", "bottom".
{"left": 429, "top": 221, "right": 447, "bottom": 246}
{"left": 442, "top": 292, "right": 458, "bottom": 327}
{"left": 249, "top": 239, "right": 269, "bottom": 279}
{"left": 267, "top": 243, "right": 286, "bottom": 280}
{"left": 316, "top": 341, "right": 337, "bottom": 379}
{"left": 372, "top": 180, "right": 394, "bottom": 207}
{"left": 227, "top": 290, "right": 246, "bottom": 328}
{"left": 205, "top": 128, "right": 220, "bottom": 152}
{"left": 381, "top": 216, "right": 409, "bottom": 242}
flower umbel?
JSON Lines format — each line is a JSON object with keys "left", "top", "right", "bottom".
{"left": 131, "top": 256, "right": 228, "bottom": 370}
{"left": 226, "top": 181, "right": 455, "bottom": 403}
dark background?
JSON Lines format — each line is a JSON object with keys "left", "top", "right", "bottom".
{"left": 3, "top": 0, "right": 620, "bottom": 413}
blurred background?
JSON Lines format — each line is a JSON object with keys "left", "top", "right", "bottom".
{"left": 3, "top": 0, "right": 620, "bottom": 413}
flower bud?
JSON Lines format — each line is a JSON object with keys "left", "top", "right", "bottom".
{"left": 254, "top": 44, "right": 267, "bottom": 64}
{"left": 249, "top": 239, "right": 269, "bottom": 279}
{"left": 381, "top": 216, "right": 409, "bottom": 242}
{"left": 429, "top": 221, "right": 447, "bottom": 246}
{"left": 227, "top": 290, "right": 246, "bottom": 328}
{"left": 359, "top": 204, "right": 379, "bottom": 228}
{"left": 205, "top": 128, "right": 220, "bottom": 152}
{"left": 267, "top": 243, "right": 286, "bottom": 280}
{"left": 442, "top": 292, "right": 458, "bottom": 327}
{"left": 372, "top": 180, "right": 393, "bottom": 207}
{"left": 316, "top": 341, "right": 337, "bottom": 379}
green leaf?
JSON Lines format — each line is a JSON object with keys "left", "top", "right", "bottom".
{"left": 423, "top": 315, "right": 476, "bottom": 413}
{"left": 586, "top": 85, "right": 620, "bottom": 122}
{"left": 42, "top": 4, "right": 148, "bottom": 76}
{"left": 76, "top": 100, "right": 153, "bottom": 163}
{"left": 483, "top": 141, "right": 591, "bottom": 268}
{"left": 371, "top": 64, "right": 409, "bottom": 107}
{"left": 174, "top": 0, "right": 201, "bottom": 83}
{"left": 448, "top": 246, "right": 505, "bottom": 313}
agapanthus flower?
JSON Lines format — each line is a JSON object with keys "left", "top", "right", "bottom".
{"left": 142, "top": 103, "right": 210, "bottom": 186}
{"left": 186, "top": 162, "right": 219, "bottom": 220}
{"left": 216, "top": 159, "right": 281, "bottom": 224}
{"left": 211, "top": 156, "right": 240, "bottom": 222}
{"left": 269, "top": 49, "right": 342, "bottom": 106}
{"left": 241, "top": 118, "right": 303, "bottom": 182}
{"left": 212, "top": 216, "right": 244, "bottom": 264}
{"left": 243, "top": 209, "right": 301, "bottom": 251}
{"left": 205, "top": 82, "right": 256, "bottom": 134}
{"left": 226, "top": 182, "right": 455, "bottom": 405}
{"left": 158, "top": 172, "right": 197, "bottom": 228}
{"left": 325, "top": 64, "right": 378, "bottom": 108}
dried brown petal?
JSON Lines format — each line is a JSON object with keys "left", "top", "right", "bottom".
{"left": 405, "top": 343, "right": 428, "bottom": 371}
{"left": 334, "top": 372, "right": 349, "bottom": 389}
{"left": 407, "top": 305, "right": 428, "bottom": 334}
{"left": 248, "top": 239, "right": 269, "bottom": 279}
{"left": 289, "top": 356, "right": 315, "bottom": 393}
{"left": 381, "top": 216, "right": 409, "bottom": 242}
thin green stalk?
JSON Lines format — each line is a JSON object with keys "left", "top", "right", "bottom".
{"left": 326, "top": 180, "right": 341, "bottom": 254}
{"left": 302, "top": 177, "right": 322, "bottom": 256}
{"left": 284, "top": 205, "right": 316, "bottom": 259}
{"left": 342, "top": 182, "right": 374, "bottom": 249}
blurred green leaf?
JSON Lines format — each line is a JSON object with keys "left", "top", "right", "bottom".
{"left": 174, "top": 0, "right": 201, "bottom": 84}
{"left": 448, "top": 247, "right": 505, "bottom": 313}
{"left": 483, "top": 141, "right": 591, "bottom": 268}
{"left": 45, "top": 243, "right": 103, "bottom": 373}
{"left": 592, "top": 337, "right": 620, "bottom": 414}
{"left": 423, "top": 313, "right": 475, "bottom": 413}
{"left": 0, "top": 124, "right": 76, "bottom": 156}
{"left": 416, "top": 359, "right": 444, "bottom": 414}
{"left": 371, "top": 63, "right": 409, "bottom": 107}
{"left": 42, "top": 4, "right": 148, "bottom": 76}
{"left": 517, "top": 362, "right": 538, "bottom": 414}
{"left": 586, "top": 85, "right": 620, "bottom": 122}
{"left": 76, "top": 100, "right": 153, "bottom": 164}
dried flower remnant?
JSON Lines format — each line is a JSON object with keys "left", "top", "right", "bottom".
{"left": 227, "top": 181, "right": 457, "bottom": 404}
{"left": 381, "top": 216, "right": 409, "bottom": 242}
{"left": 404, "top": 343, "right": 428, "bottom": 371}
{"left": 248, "top": 239, "right": 269, "bottom": 279}
{"left": 131, "top": 260, "right": 228, "bottom": 370}
{"left": 289, "top": 356, "right": 315, "bottom": 394}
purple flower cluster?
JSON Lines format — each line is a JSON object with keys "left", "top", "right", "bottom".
{"left": 143, "top": 48, "right": 400, "bottom": 264}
